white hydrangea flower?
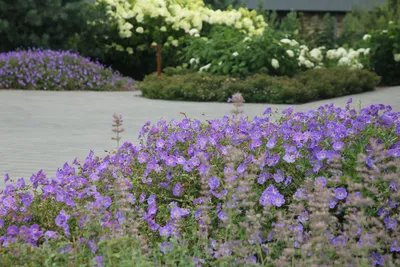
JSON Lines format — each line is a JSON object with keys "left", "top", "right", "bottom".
{"left": 189, "top": 58, "right": 196, "bottom": 64}
{"left": 160, "top": 26, "right": 167, "bottom": 32}
{"left": 218, "top": 61, "right": 223, "bottom": 66}
{"left": 286, "top": 50, "right": 294, "bottom": 58}
{"left": 243, "top": 37, "right": 252, "bottom": 42}
{"left": 394, "top": 54, "right": 400, "bottom": 62}
{"left": 337, "top": 47, "right": 348, "bottom": 57}
{"left": 363, "top": 34, "right": 371, "bottom": 41}
{"left": 136, "top": 27, "right": 144, "bottom": 34}
{"left": 338, "top": 57, "right": 351, "bottom": 66}
{"left": 271, "top": 59, "right": 279, "bottom": 69}
{"left": 299, "top": 45, "right": 309, "bottom": 51}
{"left": 357, "top": 48, "right": 366, "bottom": 55}
{"left": 347, "top": 50, "right": 359, "bottom": 60}
{"left": 136, "top": 13, "right": 144, "bottom": 23}
{"left": 280, "top": 38, "right": 292, "bottom": 44}
{"left": 126, "top": 47, "right": 133, "bottom": 54}
{"left": 199, "top": 63, "right": 211, "bottom": 72}
{"left": 327, "top": 49, "right": 339, "bottom": 60}
{"left": 171, "top": 40, "right": 179, "bottom": 47}
{"left": 304, "top": 60, "right": 314, "bottom": 68}
{"left": 310, "top": 48, "right": 323, "bottom": 62}
{"left": 355, "top": 62, "right": 364, "bottom": 69}
{"left": 122, "top": 22, "right": 133, "bottom": 30}
{"left": 232, "top": 52, "right": 239, "bottom": 57}
{"left": 189, "top": 28, "right": 199, "bottom": 36}
{"left": 290, "top": 40, "right": 299, "bottom": 46}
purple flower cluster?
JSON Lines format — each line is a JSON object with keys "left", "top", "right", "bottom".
{"left": 0, "top": 101, "right": 399, "bottom": 265}
{"left": 0, "top": 49, "right": 135, "bottom": 91}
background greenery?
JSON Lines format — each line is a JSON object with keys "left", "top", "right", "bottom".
{"left": 0, "top": 0, "right": 399, "bottom": 85}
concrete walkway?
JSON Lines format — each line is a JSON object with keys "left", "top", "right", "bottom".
{"left": 1, "top": 87, "right": 399, "bottom": 188}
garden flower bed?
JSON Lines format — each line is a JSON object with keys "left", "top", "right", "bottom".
{"left": 0, "top": 98, "right": 399, "bottom": 266}
{"left": 0, "top": 50, "right": 135, "bottom": 91}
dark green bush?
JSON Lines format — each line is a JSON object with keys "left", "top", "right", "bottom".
{"left": 367, "top": 23, "right": 400, "bottom": 86}
{"left": 140, "top": 68, "right": 380, "bottom": 104}
{"left": 0, "top": 0, "right": 87, "bottom": 51}
{"left": 296, "top": 67, "right": 381, "bottom": 98}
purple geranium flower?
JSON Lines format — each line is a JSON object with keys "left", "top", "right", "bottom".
{"left": 16, "top": 177, "right": 25, "bottom": 189}
{"left": 208, "top": 176, "right": 220, "bottom": 190}
{"left": 334, "top": 187, "right": 348, "bottom": 200}
{"left": 7, "top": 225, "right": 18, "bottom": 236}
{"left": 3, "top": 173, "right": 9, "bottom": 183}
{"left": 160, "top": 242, "right": 173, "bottom": 254}
{"left": 217, "top": 211, "right": 228, "bottom": 222}
{"left": 165, "top": 156, "right": 177, "bottom": 167}
{"left": 259, "top": 185, "right": 286, "bottom": 207}
{"left": 45, "top": 231, "right": 58, "bottom": 240}
{"left": 384, "top": 216, "right": 397, "bottom": 230}
{"left": 237, "top": 163, "right": 247, "bottom": 174}
{"left": 172, "top": 183, "right": 184, "bottom": 197}
{"left": 138, "top": 152, "right": 149, "bottom": 163}
{"left": 328, "top": 198, "right": 338, "bottom": 209}
{"left": 293, "top": 188, "right": 308, "bottom": 201}
{"left": 55, "top": 210, "right": 70, "bottom": 227}
{"left": 273, "top": 170, "right": 285, "bottom": 183}
{"left": 92, "top": 256, "right": 104, "bottom": 267}
{"left": 332, "top": 141, "right": 344, "bottom": 151}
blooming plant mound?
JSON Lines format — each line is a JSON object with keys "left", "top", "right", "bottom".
{"left": 1, "top": 98, "right": 400, "bottom": 266}
{"left": 182, "top": 27, "right": 371, "bottom": 77}
{"left": 102, "top": 0, "right": 266, "bottom": 37}
{"left": 0, "top": 50, "right": 135, "bottom": 91}
{"left": 97, "top": 0, "right": 267, "bottom": 56}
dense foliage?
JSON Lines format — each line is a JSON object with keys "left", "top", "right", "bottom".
{"left": 181, "top": 26, "right": 371, "bottom": 77}
{"left": 1, "top": 0, "right": 399, "bottom": 84}
{"left": 140, "top": 68, "right": 380, "bottom": 103}
{"left": 0, "top": 100, "right": 399, "bottom": 266}
{"left": 366, "top": 23, "right": 400, "bottom": 85}
{"left": 0, "top": 0, "right": 87, "bottom": 51}
{"left": 0, "top": 50, "right": 135, "bottom": 91}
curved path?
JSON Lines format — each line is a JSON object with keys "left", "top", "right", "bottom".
{"left": 1, "top": 87, "right": 399, "bottom": 187}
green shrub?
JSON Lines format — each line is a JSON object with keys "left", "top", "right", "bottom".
{"left": 0, "top": 0, "right": 87, "bottom": 52}
{"left": 296, "top": 67, "right": 380, "bottom": 99}
{"left": 366, "top": 23, "right": 400, "bottom": 86}
{"left": 140, "top": 68, "right": 380, "bottom": 104}
{"left": 181, "top": 26, "right": 300, "bottom": 77}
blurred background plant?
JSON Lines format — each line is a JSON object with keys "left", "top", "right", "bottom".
{"left": 0, "top": 0, "right": 399, "bottom": 87}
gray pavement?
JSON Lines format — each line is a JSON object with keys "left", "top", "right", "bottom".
{"left": 1, "top": 87, "right": 399, "bottom": 188}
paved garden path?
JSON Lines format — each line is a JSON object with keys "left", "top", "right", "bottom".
{"left": 1, "top": 87, "right": 400, "bottom": 188}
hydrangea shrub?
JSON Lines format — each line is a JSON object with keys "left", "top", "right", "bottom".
{"left": 0, "top": 99, "right": 399, "bottom": 265}
{"left": 99, "top": 0, "right": 267, "bottom": 52}
{"left": 0, "top": 50, "right": 135, "bottom": 91}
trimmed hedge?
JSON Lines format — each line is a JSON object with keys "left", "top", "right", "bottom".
{"left": 140, "top": 68, "right": 380, "bottom": 104}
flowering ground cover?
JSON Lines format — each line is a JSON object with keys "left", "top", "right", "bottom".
{"left": 0, "top": 50, "right": 135, "bottom": 91}
{"left": 0, "top": 97, "right": 399, "bottom": 266}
